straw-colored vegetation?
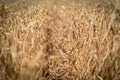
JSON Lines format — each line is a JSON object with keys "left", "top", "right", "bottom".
{"left": 0, "top": 0, "right": 120, "bottom": 80}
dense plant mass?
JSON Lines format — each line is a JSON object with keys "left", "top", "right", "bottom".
{"left": 0, "top": 0, "right": 120, "bottom": 80}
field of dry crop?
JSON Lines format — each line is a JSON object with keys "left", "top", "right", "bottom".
{"left": 0, "top": 0, "right": 120, "bottom": 80}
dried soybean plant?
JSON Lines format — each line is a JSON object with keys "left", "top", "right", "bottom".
{"left": 0, "top": 0, "right": 120, "bottom": 80}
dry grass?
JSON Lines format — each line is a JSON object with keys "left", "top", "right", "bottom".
{"left": 0, "top": 0, "right": 120, "bottom": 80}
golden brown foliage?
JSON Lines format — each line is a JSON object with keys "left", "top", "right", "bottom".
{"left": 0, "top": 0, "right": 120, "bottom": 80}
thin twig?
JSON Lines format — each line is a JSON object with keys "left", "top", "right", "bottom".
{"left": 102, "top": 9, "right": 116, "bottom": 42}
